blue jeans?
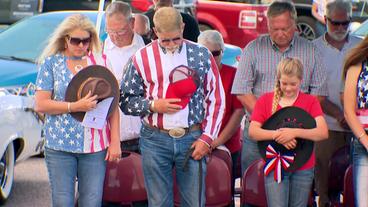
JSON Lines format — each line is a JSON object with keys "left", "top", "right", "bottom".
{"left": 45, "top": 148, "right": 107, "bottom": 207}
{"left": 139, "top": 125, "right": 206, "bottom": 207}
{"left": 265, "top": 168, "right": 314, "bottom": 207}
{"left": 352, "top": 137, "right": 368, "bottom": 206}
{"left": 241, "top": 120, "right": 262, "bottom": 175}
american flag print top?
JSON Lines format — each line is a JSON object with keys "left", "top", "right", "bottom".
{"left": 356, "top": 60, "right": 368, "bottom": 128}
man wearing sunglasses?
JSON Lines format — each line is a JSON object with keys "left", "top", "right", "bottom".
{"left": 312, "top": 1, "right": 361, "bottom": 206}
{"left": 104, "top": 1, "right": 146, "bottom": 154}
{"left": 120, "top": 7, "right": 225, "bottom": 207}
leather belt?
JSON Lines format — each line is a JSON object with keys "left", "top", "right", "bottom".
{"left": 142, "top": 122, "right": 201, "bottom": 138}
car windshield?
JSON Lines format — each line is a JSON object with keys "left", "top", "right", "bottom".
{"left": 353, "top": 20, "right": 368, "bottom": 37}
{"left": 0, "top": 16, "right": 62, "bottom": 63}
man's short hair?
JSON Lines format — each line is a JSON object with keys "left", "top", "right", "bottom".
{"left": 153, "top": 7, "right": 183, "bottom": 33}
{"left": 326, "top": 0, "right": 352, "bottom": 18}
{"left": 267, "top": 1, "right": 297, "bottom": 22}
{"left": 105, "top": 1, "right": 132, "bottom": 19}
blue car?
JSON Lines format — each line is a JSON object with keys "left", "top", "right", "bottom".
{"left": 0, "top": 11, "right": 241, "bottom": 89}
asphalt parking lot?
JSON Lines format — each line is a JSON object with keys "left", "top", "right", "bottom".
{"left": 3, "top": 156, "right": 51, "bottom": 207}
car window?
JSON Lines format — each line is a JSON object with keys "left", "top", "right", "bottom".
{"left": 353, "top": 1, "right": 368, "bottom": 18}
{"left": 0, "top": 16, "right": 60, "bottom": 62}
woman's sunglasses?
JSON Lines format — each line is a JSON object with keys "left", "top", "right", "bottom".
{"left": 67, "top": 36, "right": 91, "bottom": 46}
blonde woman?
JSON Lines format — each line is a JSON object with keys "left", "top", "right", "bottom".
{"left": 34, "top": 14, "right": 120, "bottom": 207}
{"left": 248, "top": 57, "right": 328, "bottom": 207}
{"left": 343, "top": 36, "right": 368, "bottom": 206}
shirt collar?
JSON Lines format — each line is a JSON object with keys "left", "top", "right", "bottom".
{"left": 270, "top": 34, "right": 296, "bottom": 52}
{"left": 322, "top": 33, "right": 351, "bottom": 51}
{"left": 105, "top": 33, "right": 141, "bottom": 50}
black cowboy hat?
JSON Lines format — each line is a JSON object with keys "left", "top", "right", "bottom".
{"left": 258, "top": 106, "right": 316, "bottom": 171}
{"left": 65, "top": 65, "right": 119, "bottom": 122}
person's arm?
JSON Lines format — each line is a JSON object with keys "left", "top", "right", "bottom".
{"left": 249, "top": 121, "right": 279, "bottom": 141}
{"left": 119, "top": 58, "right": 154, "bottom": 116}
{"left": 320, "top": 97, "right": 348, "bottom": 129}
{"left": 232, "top": 43, "right": 256, "bottom": 112}
{"left": 211, "top": 108, "right": 244, "bottom": 148}
{"left": 274, "top": 116, "right": 328, "bottom": 143}
{"left": 105, "top": 106, "right": 121, "bottom": 161}
{"left": 344, "top": 64, "right": 368, "bottom": 149}
{"left": 310, "top": 46, "right": 328, "bottom": 97}
{"left": 237, "top": 94, "right": 257, "bottom": 114}
{"left": 191, "top": 54, "right": 226, "bottom": 160}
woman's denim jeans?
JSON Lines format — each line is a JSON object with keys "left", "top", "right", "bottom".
{"left": 264, "top": 168, "right": 314, "bottom": 207}
{"left": 45, "top": 148, "right": 107, "bottom": 207}
{"left": 139, "top": 125, "right": 206, "bottom": 207}
{"left": 352, "top": 138, "right": 368, "bottom": 206}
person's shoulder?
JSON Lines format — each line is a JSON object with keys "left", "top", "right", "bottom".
{"left": 133, "top": 33, "right": 146, "bottom": 47}
{"left": 258, "top": 92, "right": 274, "bottom": 101}
{"left": 246, "top": 35, "right": 271, "bottom": 50}
{"left": 312, "top": 34, "right": 324, "bottom": 44}
{"left": 299, "top": 92, "right": 318, "bottom": 102}
{"left": 222, "top": 64, "right": 237, "bottom": 74}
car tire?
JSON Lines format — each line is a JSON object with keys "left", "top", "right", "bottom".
{"left": 0, "top": 142, "right": 15, "bottom": 204}
{"left": 199, "top": 23, "right": 213, "bottom": 32}
{"left": 297, "top": 16, "right": 320, "bottom": 41}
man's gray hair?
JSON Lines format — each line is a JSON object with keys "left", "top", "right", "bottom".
{"left": 105, "top": 1, "right": 132, "bottom": 19}
{"left": 267, "top": 0, "right": 297, "bottom": 22}
{"left": 326, "top": 0, "right": 352, "bottom": 18}
{"left": 198, "top": 30, "right": 225, "bottom": 51}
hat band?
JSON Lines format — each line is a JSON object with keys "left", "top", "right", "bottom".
{"left": 263, "top": 144, "right": 295, "bottom": 183}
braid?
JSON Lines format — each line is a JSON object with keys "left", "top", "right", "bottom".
{"left": 272, "top": 80, "right": 282, "bottom": 114}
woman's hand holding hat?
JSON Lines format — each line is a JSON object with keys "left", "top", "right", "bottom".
{"left": 72, "top": 91, "right": 98, "bottom": 112}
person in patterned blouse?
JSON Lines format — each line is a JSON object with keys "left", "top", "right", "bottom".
{"left": 120, "top": 7, "right": 225, "bottom": 207}
{"left": 34, "top": 14, "right": 121, "bottom": 207}
{"left": 343, "top": 36, "right": 368, "bottom": 206}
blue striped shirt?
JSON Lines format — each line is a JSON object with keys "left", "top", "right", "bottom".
{"left": 231, "top": 34, "right": 328, "bottom": 98}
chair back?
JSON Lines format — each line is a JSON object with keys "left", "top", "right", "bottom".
{"left": 343, "top": 165, "right": 354, "bottom": 207}
{"left": 174, "top": 153, "right": 232, "bottom": 207}
{"left": 241, "top": 159, "right": 267, "bottom": 206}
{"left": 103, "top": 151, "right": 147, "bottom": 204}
{"left": 328, "top": 145, "right": 350, "bottom": 199}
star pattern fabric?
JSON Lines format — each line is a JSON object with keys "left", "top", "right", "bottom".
{"left": 357, "top": 63, "right": 368, "bottom": 109}
{"left": 36, "top": 53, "right": 110, "bottom": 153}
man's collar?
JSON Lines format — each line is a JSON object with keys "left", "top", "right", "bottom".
{"left": 158, "top": 42, "right": 184, "bottom": 54}
{"left": 105, "top": 33, "right": 138, "bottom": 50}
{"left": 270, "top": 34, "right": 295, "bottom": 52}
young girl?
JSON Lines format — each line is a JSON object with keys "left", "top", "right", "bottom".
{"left": 248, "top": 57, "right": 328, "bottom": 207}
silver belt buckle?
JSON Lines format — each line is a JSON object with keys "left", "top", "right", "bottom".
{"left": 168, "top": 128, "right": 186, "bottom": 138}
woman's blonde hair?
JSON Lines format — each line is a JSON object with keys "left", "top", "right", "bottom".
{"left": 38, "top": 14, "right": 101, "bottom": 63}
{"left": 271, "top": 57, "right": 304, "bottom": 114}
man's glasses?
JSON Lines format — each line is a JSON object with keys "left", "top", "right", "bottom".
{"left": 159, "top": 37, "right": 182, "bottom": 45}
{"left": 211, "top": 50, "right": 222, "bottom": 57}
{"left": 67, "top": 36, "right": 91, "bottom": 46}
{"left": 106, "top": 25, "right": 130, "bottom": 36}
{"left": 327, "top": 17, "right": 351, "bottom": 27}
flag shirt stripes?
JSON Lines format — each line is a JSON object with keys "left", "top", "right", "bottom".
{"left": 120, "top": 40, "right": 225, "bottom": 144}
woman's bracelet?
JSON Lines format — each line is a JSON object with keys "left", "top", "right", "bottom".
{"left": 67, "top": 102, "right": 71, "bottom": 113}
{"left": 357, "top": 132, "right": 366, "bottom": 140}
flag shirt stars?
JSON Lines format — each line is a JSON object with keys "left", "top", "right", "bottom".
{"left": 36, "top": 54, "right": 110, "bottom": 153}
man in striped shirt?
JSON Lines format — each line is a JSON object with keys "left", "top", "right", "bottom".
{"left": 120, "top": 7, "right": 225, "bottom": 207}
{"left": 232, "top": 1, "right": 327, "bottom": 178}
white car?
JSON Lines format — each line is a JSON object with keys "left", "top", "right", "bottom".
{"left": 0, "top": 88, "right": 44, "bottom": 203}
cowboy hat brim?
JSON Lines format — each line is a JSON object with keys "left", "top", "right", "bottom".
{"left": 65, "top": 65, "right": 119, "bottom": 122}
{"left": 258, "top": 106, "right": 316, "bottom": 171}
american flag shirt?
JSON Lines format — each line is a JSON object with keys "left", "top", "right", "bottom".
{"left": 120, "top": 40, "right": 225, "bottom": 144}
{"left": 356, "top": 60, "right": 368, "bottom": 128}
{"left": 36, "top": 53, "right": 111, "bottom": 153}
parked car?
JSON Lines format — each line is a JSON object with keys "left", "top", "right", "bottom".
{"left": 352, "top": 18, "right": 368, "bottom": 38}
{"left": 0, "top": 90, "right": 44, "bottom": 204}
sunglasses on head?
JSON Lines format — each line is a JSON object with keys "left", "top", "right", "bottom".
{"left": 160, "top": 37, "right": 182, "bottom": 44}
{"left": 327, "top": 17, "right": 351, "bottom": 26}
{"left": 211, "top": 50, "right": 222, "bottom": 57}
{"left": 67, "top": 36, "right": 91, "bottom": 46}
